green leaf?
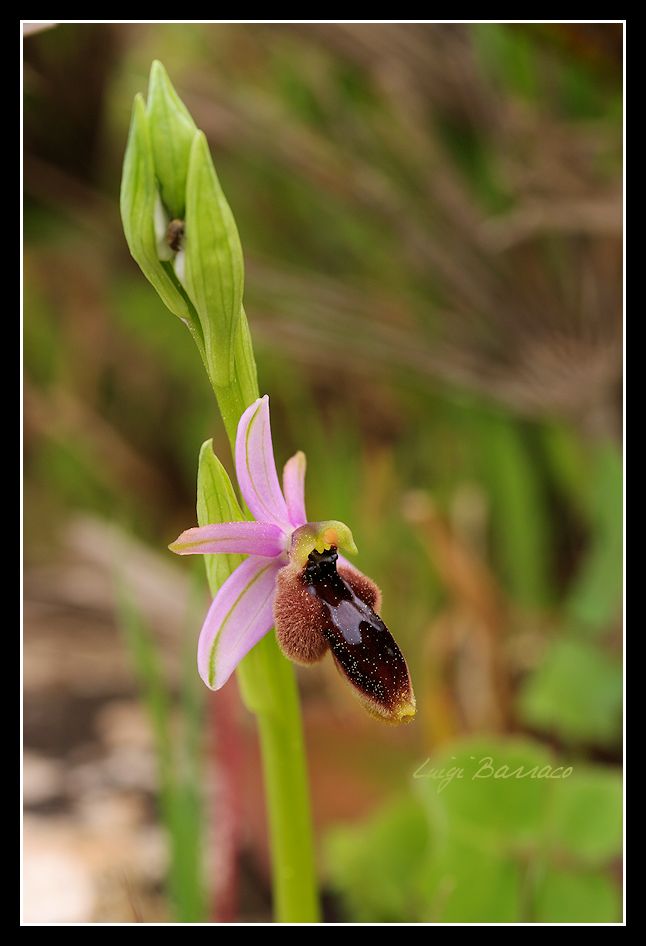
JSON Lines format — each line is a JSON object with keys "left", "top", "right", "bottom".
{"left": 517, "top": 638, "right": 622, "bottom": 747}
{"left": 119, "top": 94, "right": 196, "bottom": 327}
{"left": 548, "top": 767, "right": 623, "bottom": 866}
{"left": 196, "top": 438, "right": 245, "bottom": 594}
{"left": 533, "top": 869, "right": 621, "bottom": 922}
{"left": 418, "top": 838, "right": 522, "bottom": 922}
{"left": 566, "top": 442, "right": 623, "bottom": 634}
{"left": 146, "top": 60, "right": 198, "bottom": 219}
{"left": 184, "top": 130, "right": 245, "bottom": 386}
{"left": 324, "top": 735, "right": 622, "bottom": 923}
{"left": 417, "top": 738, "right": 555, "bottom": 850}
{"left": 475, "top": 410, "right": 552, "bottom": 607}
{"left": 540, "top": 420, "right": 591, "bottom": 521}
{"left": 325, "top": 798, "right": 430, "bottom": 922}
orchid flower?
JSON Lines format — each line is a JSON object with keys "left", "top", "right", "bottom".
{"left": 170, "top": 395, "right": 416, "bottom": 724}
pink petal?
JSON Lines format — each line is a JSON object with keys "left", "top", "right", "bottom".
{"left": 169, "top": 521, "right": 285, "bottom": 557}
{"left": 283, "top": 451, "right": 308, "bottom": 527}
{"left": 198, "top": 556, "right": 281, "bottom": 689}
{"left": 236, "top": 395, "right": 290, "bottom": 527}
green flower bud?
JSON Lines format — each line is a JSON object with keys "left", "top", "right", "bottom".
{"left": 120, "top": 93, "right": 194, "bottom": 326}
{"left": 146, "top": 60, "right": 197, "bottom": 219}
{"left": 184, "top": 131, "right": 244, "bottom": 386}
{"left": 120, "top": 61, "right": 246, "bottom": 387}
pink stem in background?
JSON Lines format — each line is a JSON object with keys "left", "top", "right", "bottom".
{"left": 210, "top": 681, "right": 243, "bottom": 922}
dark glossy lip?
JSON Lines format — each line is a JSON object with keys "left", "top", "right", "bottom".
{"left": 304, "top": 548, "right": 415, "bottom": 722}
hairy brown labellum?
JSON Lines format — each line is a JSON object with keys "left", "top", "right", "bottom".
{"left": 274, "top": 563, "right": 329, "bottom": 664}
{"left": 273, "top": 547, "right": 415, "bottom": 723}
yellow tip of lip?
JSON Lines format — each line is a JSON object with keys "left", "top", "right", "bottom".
{"left": 393, "top": 699, "right": 417, "bottom": 724}
{"left": 364, "top": 697, "right": 417, "bottom": 725}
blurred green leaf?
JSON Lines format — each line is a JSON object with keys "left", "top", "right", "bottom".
{"left": 566, "top": 442, "right": 623, "bottom": 634}
{"left": 533, "top": 869, "right": 621, "bottom": 923}
{"left": 475, "top": 410, "right": 552, "bottom": 607}
{"left": 417, "top": 838, "right": 522, "bottom": 922}
{"left": 417, "top": 738, "right": 554, "bottom": 850}
{"left": 326, "top": 736, "right": 622, "bottom": 922}
{"left": 517, "top": 638, "right": 622, "bottom": 747}
{"left": 325, "top": 798, "right": 430, "bottom": 923}
{"left": 547, "top": 767, "right": 623, "bottom": 866}
{"left": 539, "top": 420, "right": 591, "bottom": 522}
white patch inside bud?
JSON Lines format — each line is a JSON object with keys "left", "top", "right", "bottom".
{"left": 154, "top": 194, "right": 173, "bottom": 261}
{"left": 174, "top": 249, "right": 186, "bottom": 285}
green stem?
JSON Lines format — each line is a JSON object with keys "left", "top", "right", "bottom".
{"left": 204, "top": 313, "right": 320, "bottom": 923}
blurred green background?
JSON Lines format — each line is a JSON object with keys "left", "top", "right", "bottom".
{"left": 23, "top": 22, "right": 623, "bottom": 924}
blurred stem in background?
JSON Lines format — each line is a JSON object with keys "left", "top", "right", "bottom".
{"left": 120, "top": 61, "right": 319, "bottom": 923}
{"left": 116, "top": 578, "right": 207, "bottom": 922}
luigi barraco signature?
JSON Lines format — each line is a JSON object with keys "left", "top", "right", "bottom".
{"left": 413, "top": 756, "right": 574, "bottom": 794}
